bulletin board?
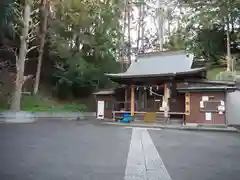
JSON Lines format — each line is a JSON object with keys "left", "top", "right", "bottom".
{"left": 199, "top": 96, "right": 225, "bottom": 113}
{"left": 201, "top": 101, "right": 221, "bottom": 112}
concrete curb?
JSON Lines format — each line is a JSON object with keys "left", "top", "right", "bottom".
{"left": 0, "top": 112, "right": 96, "bottom": 123}
{"left": 0, "top": 112, "right": 36, "bottom": 123}
{"left": 101, "top": 122, "right": 240, "bottom": 133}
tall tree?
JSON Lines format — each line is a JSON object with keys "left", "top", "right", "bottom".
{"left": 120, "top": 0, "right": 128, "bottom": 72}
{"left": 136, "top": 1, "right": 142, "bottom": 53}
{"left": 127, "top": 0, "right": 131, "bottom": 64}
{"left": 11, "top": 0, "right": 31, "bottom": 111}
{"left": 33, "top": 0, "right": 49, "bottom": 94}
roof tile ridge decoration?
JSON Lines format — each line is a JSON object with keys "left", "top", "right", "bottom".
{"left": 136, "top": 50, "right": 187, "bottom": 59}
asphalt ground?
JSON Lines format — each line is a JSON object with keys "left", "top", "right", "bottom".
{"left": 0, "top": 120, "right": 240, "bottom": 180}
{"left": 149, "top": 129, "right": 240, "bottom": 180}
{"left": 0, "top": 120, "right": 131, "bottom": 180}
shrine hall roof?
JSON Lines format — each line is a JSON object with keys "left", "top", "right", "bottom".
{"left": 106, "top": 51, "right": 206, "bottom": 79}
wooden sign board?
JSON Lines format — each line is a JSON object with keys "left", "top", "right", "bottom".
{"left": 185, "top": 93, "right": 190, "bottom": 116}
{"left": 144, "top": 112, "right": 156, "bottom": 122}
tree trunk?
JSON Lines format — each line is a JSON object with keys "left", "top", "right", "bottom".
{"left": 229, "top": 0, "right": 235, "bottom": 33}
{"left": 127, "top": 0, "right": 131, "bottom": 65}
{"left": 34, "top": 0, "right": 49, "bottom": 94}
{"left": 121, "top": 0, "right": 128, "bottom": 72}
{"left": 136, "top": 3, "right": 142, "bottom": 53}
{"left": 10, "top": 2, "right": 31, "bottom": 111}
{"left": 140, "top": 3, "right": 145, "bottom": 53}
{"left": 167, "top": 13, "right": 171, "bottom": 37}
{"left": 157, "top": 0, "right": 164, "bottom": 51}
{"left": 75, "top": 35, "right": 80, "bottom": 53}
{"left": 226, "top": 16, "right": 232, "bottom": 72}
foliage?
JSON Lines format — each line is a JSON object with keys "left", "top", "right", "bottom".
{"left": 164, "top": 30, "right": 186, "bottom": 51}
{"left": 187, "top": 26, "right": 227, "bottom": 65}
{"left": 0, "top": 0, "right": 123, "bottom": 109}
{"left": 1, "top": 0, "right": 238, "bottom": 108}
{"left": 0, "top": 0, "right": 17, "bottom": 42}
{"left": 49, "top": 0, "right": 122, "bottom": 98}
{"left": 183, "top": 0, "right": 240, "bottom": 65}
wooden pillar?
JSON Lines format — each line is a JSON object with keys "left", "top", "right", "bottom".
{"left": 130, "top": 86, "right": 135, "bottom": 116}
{"left": 163, "top": 84, "right": 169, "bottom": 118}
{"left": 124, "top": 87, "right": 128, "bottom": 110}
{"left": 184, "top": 92, "right": 190, "bottom": 125}
{"left": 144, "top": 88, "right": 147, "bottom": 109}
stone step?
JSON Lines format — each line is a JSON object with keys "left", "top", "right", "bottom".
{"left": 169, "top": 119, "right": 183, "bottom": 124}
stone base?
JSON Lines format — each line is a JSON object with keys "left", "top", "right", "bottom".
{"left": 0, "top": 112, "right": 96, "bottom": 123}
{"left": 185, "top": 123, "right": 198, "bottom": 127}
{"left": 0, "top": 112, "right": 35, "bottom": 123}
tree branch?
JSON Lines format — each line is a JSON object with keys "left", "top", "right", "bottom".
{"left": 24, "top": 75, "right": 33, "bottom": 83}
{"left": 27, "top": 30, "right": 35, "bottom": 38}
{"left": 31, "top": 8, "right": 40, "bottom": 16}
{"left": 27, "top": 45, "right": 38, "bottom": 53}
{"left": 28, "top": 37, "right": 36, "bottom": 43}
{"left": 14, "top": 9, "right": 24, "bottom": 23}
{"left": 29, "top": 21, "right": 40, "bottom": 30}
{"left": 54, "top": 62, "right": 65, "bottom": 71}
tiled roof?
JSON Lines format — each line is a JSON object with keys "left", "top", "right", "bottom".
{"left": 106, "top": 51, "right": 205, "bottom": 78}
{"left": 177, "top": 86, "right": 236, "bottom": 92}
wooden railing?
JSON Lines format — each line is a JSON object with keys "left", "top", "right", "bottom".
{"left": 112, "top": 110, "right": 186, "bottom": 124}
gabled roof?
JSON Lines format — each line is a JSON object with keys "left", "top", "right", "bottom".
{"left": 106, "top": 51, "right": 206, "bottom": 79}
{"left": 177, "top": 80, "right": 236, "bottom": 92}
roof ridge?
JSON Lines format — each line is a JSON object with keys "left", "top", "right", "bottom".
{"left": 137, "top": 50, "right": 188, "bottom": 59}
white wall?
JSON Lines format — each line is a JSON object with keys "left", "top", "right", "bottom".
{"left": 226, "top": 90, "right": 240, "bottom": 125}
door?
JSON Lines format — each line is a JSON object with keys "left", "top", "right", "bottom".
{"left": 97, "top": 101, "right": 105, "bottom": 119}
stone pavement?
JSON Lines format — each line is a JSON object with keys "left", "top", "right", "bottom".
{"left": 124, "top": 128, "right": 171, "bottom": 180}
{"left": 101, "top": 121, "right": 239, "bottom": 133}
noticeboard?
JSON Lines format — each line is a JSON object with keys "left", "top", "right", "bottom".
{"left": 200, "top": 100, "right": 223, "bottom": 112}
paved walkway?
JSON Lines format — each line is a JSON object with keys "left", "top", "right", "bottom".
{"left": 125, "top": 128, "right": 171, "bottom": 180}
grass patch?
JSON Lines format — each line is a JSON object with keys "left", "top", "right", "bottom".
{"left": 207, "top": 67, "right": 226, "bottom": 80}
{"left": 0, "top": 107, "right": 7, "bottom": 111}
{"left": 21, "top": 94, "right": 86, "bottom": 112}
